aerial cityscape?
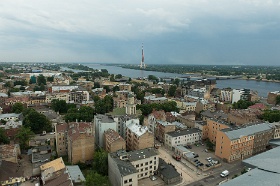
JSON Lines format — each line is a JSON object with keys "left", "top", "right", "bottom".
{"left": 1, "top": 1, "right": 280, "bottom": 186}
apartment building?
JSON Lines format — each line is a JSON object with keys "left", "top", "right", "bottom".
{"left": 0, "top": 144, "right": 21, "bottom": 163}
{"left": 148, "top": 110, "right": 166, "bottom": 134}
{"left": 55, "top": 122, "right": 95, "bottom": 164}
{"left": 94, "top": 114, "right": 117, "bottom": 148}
{"left": 165, "top": 128, "right": 202, "bottom": 150}
{"left": 154, "top": 120, "right": 176, "bottom": 143}
{"left": 119, "top": 84, "right": 132, "bottom": 91}
{"left": 215, "top": 123, "right": 273, "bottom": 162}
{"left": 108, "top": 148, "right": 159, "bottom": 186}
{"left": 267, "top": 91, "right": 280, "bottom": 105}
{"left": 220, "top": 88, "right": 232, "bottom": 102}
{"left": 68, "top": 122, "right": 95, "bottom": 164}
{"left": 228, "top": 109, "right": 262, "bottom": 126}
{"left": 270, "top": 122, "right": 280, "bottom": 139}
{"left": 104, "top": 128, "right": 126, "bottom": 153}
{"left": 45, "top": 93, "right": 69, "bottom": 104}
{"left": 69, "top": 90, "right": 89, "bottom": 104}
{"left": 204, "top": 118, "right": 230, "bottom": 143}
{"left": 126, "top": 123, "right": 154, "bottom": 151}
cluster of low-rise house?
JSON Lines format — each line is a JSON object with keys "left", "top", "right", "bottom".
{"left": 1, "top": 65, "right": 280, "bottom": 186}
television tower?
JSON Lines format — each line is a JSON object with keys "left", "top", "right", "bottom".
{"left": 139, "top": 43, "right": 146, "bottom": 69}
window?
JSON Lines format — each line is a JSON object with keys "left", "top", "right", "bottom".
{"left": 129, "top": 179, "right": 132, "bottom": 182}
{"left": 124, "top": 180, "right": 128, "bottom": 184}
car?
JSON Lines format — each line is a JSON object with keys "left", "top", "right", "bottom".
{"left": 198, "top": 163, "right": 204, "bottom": 166}
{"left": 206, "top": 157, "right": 212, "bottom": 161}
{"left": 206, "top": 164, "right": 211, "bottom": 167}
{"left": 220, "top": 170, "right": 229, "bottom": 177}
{"left": 204, "top": 149, "right": 208, "bottom": 153}
{"left": 193, "top": 159, "right": 199, "bottom": 162}
{"left": 194, "top": 154, "right": 199, "bottom": 158}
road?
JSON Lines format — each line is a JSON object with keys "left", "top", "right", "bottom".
{"left": 186, "top": 162, "right": 244, "bottom": 186}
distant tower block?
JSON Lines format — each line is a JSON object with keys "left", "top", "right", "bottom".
{"left": 126, "top": 94, "right": 136, "bottom": 115}
{"left": 139, "top": 43, "right": 146, "bottom": 69}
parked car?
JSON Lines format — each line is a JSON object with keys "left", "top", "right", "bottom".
{"left": 206, "top": 164, "right": 211, "bottom": 167}
{"left": 198, "top": 163, "right": 204, "bottom": 166}
{"left": 206, "top": 157, "right": 212, "bottom": 160}
{"left": 193, "top": 159, "right": 199, "bottom": 162}
{"left": 194, "top": 154, "right": 199, "bottom": 158}
{"left": 220, "top": 170, "right": 229, "bottom": 177}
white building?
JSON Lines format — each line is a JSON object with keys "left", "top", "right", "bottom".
{"left": 0, "top": 113, "right": 21, "bottom": 122}
{"left": 165, "top": 128, "right": 202, "bottom": 150}
{"left": 232, "top": 89, "right": 244, "bottom": 103}
{"left": 0, "top": 120, "right": 22, "bottom": 129}
{"left": 45, "top": 93, "right": 70, "bottom": 103}
{"left": 183, "top": 102, "right": 197, "bottom": 111}
{"left": 108, "top": 148, "right": 159, "bottom": 186}
{"left": 94, "top": 114, "right": 117, "bottom": 148}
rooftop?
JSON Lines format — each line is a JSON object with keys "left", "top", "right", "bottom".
{"left": 158, "top": 158, "right": 181, "bottom": 180}
{"left": 127, "top": 123, "right": 150, "bottom": 137}
{"left": 95, "top": 114, "right": 115, "bottom": 123}
{"left": 166, "top": 128, "right": 202, "bottom": 138}
{"left": 222, "top": 123, "right": 272, "bottom": 140}
{"left": 104, "top": 128, "right": 125, "bottom": 144}
{"left": 223, "top": 146, "right": 280, "bottom": 186}
{"left": 66, "top": 165, "right": 85, "bottom": 183}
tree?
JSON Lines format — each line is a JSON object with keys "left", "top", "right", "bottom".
{"left": 12, "top": 102, "right": 24, "bottom": 114}
{"left": 115, "top": 74, "right": 122, "bottom": 79}
{"left": 64, "top": 106, "right": 95, "bottom": 122}
{"left": 168, "top": 85, "right": 177, "bottom": 97}
{"left": 47, "top": 76, "right": 54, "bottom": 82}
{"left": 37, "top": 74, "right": 46, "bottom": 85}
{"left": 260, "top": 110, "right": 280, "bottom": 122}
{"left": 173, "top": 78, "right": 180, "bottom": 86}
{"left": 92, "top": 149, "right": 108, "bottom": 176}
{"left": 103, "top": 86, "right": 110, "bottom": 93}
{"left": 94, "top": 82, "right": 100, "bottom": 88}
{"left": 85, "top": 171, "right": 110, "bottom": 186}
{"left": 276, "top": 95, "right": 280, "bottom": 105}
{"left": 15, "top": 126, "right": 35, "bottom": 149}
{"left": 112, "top": 85, "right": 120, "bottom": 92}
{"left": 51, "top": 99, "right": 68, "bottom": 114}
{"left": 110, "top": 74, "right": 115, "bottom": 82}
{"left": 23, "top": 109, "right": 52, "bottom": 134}
{"left": 0, "top": 128, "right": 9, "bottom": 144}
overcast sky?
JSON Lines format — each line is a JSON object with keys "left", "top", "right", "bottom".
{"left": 1, "top": 0, "right": 280, "bottom": 65}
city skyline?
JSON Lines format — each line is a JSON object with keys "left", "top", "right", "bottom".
{"left": 1, "top": 0, "right": 280, "bottom": 65}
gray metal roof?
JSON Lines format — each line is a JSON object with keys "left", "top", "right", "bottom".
{"left": 66, "top": 165, "right": 85, "bottom": 183}
{"left": 223, "top": 123, "right": 272, "bottom": 140}
{"left": 221, "top": 168, "right": 280, "bottom": 186}
{"left": 166, "top": 128, "right": 201, "bottom": 138}
{"left": 243, "top": 146, "right": 280, "bottom": 174}
{"left": 158, "top": 158, "right": 180, "bottom": 179}
{"left": 128, "top": 148, "right": 158, "bottom": 162}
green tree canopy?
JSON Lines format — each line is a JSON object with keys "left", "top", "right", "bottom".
{"left": 23, "top": 109, "right": 52, "bottom": 134}
{"left": 15, "top": 126, "right": 35, "bottom": 149}
{"left": 64, "top": 106, "right": 95, "bottom": 122}
{"left": 232, "top": 100, "right": 254, "bottom": 109}
{"left": 92, "top": 149, "right": 108, "bottom": 176}
{"left": 12, "top": 102, "right": 24, "bottom": 114}
{"left": 168, "top": 85, "right": 177, "bottom": 97}
{"left": 85, "top": 171, "right": 110, "bottom": 186}
{"left": 115, "top": 74, "right": 123, "bottom": 79}
{"left": 37, "top": 74, "right": 46, "bottom": 85}
{"left": 94, "top": 95, "right": 114, "bottom": 114}
{"left": 276, "top": 95, "right": 280, "bottom": 105}
{"left": 137, "top": 101, "right": 179, "bottom": 116}
{"left": 0, "top": 128, "right": 9, "bottom": 144}
{"left": 260, "top": 110, "right": 280, "bottom": 122}
{"left": 51, "top": 99, "right": 68, "bottom": 114}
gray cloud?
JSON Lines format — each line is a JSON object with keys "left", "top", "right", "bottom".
{"left": 0, "top": 0, "right": 280, "bottom": 65}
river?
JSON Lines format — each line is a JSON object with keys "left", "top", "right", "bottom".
{"left": 82, "top": 63, "right": 279, "bottom": 98}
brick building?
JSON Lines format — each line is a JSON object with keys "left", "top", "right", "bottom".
{"left": 215, "top": 123, "right": 273, "bottom": 162}
{"left": 126, "top": 123, "right": 154, "bottom": 151}
{"left": 104, "top": 128, "right": 126, "bottom": 153}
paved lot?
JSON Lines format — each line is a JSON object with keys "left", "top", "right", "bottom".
{"left": 157, "top": 146, "right": 209, "bottom": 186}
